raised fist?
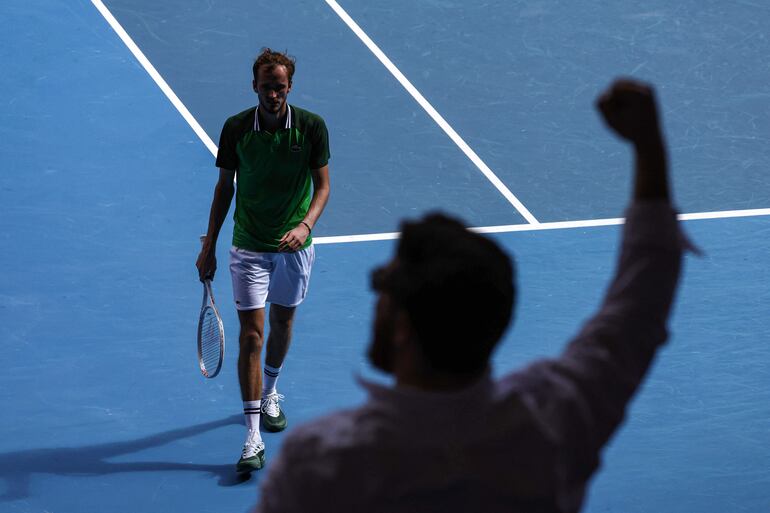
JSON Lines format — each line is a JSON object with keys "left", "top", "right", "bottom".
{"left": 596, "top": 79, "right": 662, "bottom": 149}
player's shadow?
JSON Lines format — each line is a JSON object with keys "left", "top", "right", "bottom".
{"left": 0, "top": 414, "right": 255, "bottom": 501}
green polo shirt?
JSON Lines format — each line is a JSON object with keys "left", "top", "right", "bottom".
{"left": 216, "top": 105, "right": 330, "bottom": 252}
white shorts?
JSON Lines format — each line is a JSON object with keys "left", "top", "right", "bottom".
{"left": 229, "top": 245, "right": 315, "bottom": 310}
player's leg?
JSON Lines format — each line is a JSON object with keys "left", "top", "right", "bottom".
{"left": 260, "top": 304, "right": 295, "bottom": 432}
{"left": 265, "top": 304, "right": 295, "bottom": 370}
{"left": 230, "top": 247, "right": 273, "bottom": 473}
{"left": 236, "top": 308, "right": 267, "bottom": 472}
{"left": 262, "top": 245, "right": 315, "bottom": 432}
{"left": 238, "top": 307, "right": 266, "bottom": 401}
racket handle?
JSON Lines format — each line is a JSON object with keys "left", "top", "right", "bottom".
{"left": 199, "top": 235, "right": 215, "bottom": 282}
{"left": 203, "top": 278, "right": 214, "bottom": 299}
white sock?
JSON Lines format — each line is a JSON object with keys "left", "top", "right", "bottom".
{"left": 262, "top": 364, "right": 282, "bottom": 396}
{"left": 243, "top": 400, "right": 262, "bottom": 433}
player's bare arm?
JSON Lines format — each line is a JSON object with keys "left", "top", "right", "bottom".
{"left": 278, "top": 165, "right": 330, "bottom": 252}
{"left": 196, "top": 167, "right": 236, "bottom": 280}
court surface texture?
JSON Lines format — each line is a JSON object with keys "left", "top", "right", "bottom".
{"left": 2, "top": 1, "right": 769, "bottom": 512}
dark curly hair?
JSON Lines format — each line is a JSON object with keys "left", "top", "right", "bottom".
{"left": 252, "top": 48, "right": 296, "bottom": 83}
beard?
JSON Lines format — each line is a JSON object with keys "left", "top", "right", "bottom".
{"left": 367, "top": 299, "right": 396, "bottom": 373}
{"left": 260, "top": 97, "right": 284, "bottom": 114}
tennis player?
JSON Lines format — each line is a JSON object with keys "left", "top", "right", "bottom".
{"left": 196, "top": 48, "right": 330, "bottom": 473}
{"left": 253, "top": 79, "right": 694, "bottom": 512}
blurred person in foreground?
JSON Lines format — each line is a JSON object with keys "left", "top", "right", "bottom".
{"left": 254, "top": 78, "right": 694, "bottom": 512}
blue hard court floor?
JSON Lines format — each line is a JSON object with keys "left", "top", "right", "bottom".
{"left": 1, "top": 1, "right": 769, "bottom": 512}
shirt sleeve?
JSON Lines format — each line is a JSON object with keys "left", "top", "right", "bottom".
{"left": 514, "top": 200, "right": 690, "bottom": 478}
{"left": 215, "top": 117, "right": 239, "bottom": 171}
{"left": 308, "top": 117, "right": 330, "bottom": 170}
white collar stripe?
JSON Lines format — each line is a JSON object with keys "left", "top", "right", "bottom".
{"left": 253, "top": 105, "right": 292, "bottom": 132}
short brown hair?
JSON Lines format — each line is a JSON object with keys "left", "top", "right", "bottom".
{"left": 252, "top": 48, "right": 296, "bottom": 83}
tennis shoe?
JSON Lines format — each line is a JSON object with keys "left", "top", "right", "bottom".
{"left": 236, "top": 429, "right": 265, "bottom": 473}
{"left": 261, "top": 391, "right": 287, "bottom": 432}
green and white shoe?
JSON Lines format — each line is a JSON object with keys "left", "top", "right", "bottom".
{"left": 236, "top": 430, "right": 265, "bottom": 473}
{"left": 261, "top": 392, "right": 287, "bottom": 432}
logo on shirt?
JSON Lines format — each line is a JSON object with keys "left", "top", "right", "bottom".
{"left": 290, "top": 144, "right": 302, "bottom": 153}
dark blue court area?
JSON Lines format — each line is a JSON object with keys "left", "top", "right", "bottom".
{"left": 2, "top": 0, "right": 769, "bottom": 512}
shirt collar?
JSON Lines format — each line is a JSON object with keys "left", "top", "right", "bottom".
{"left": 254, "top": 104, "right": 292, "bottom": 132}
{"left": 356, "top": 369, "right": 494, "bottom": 409}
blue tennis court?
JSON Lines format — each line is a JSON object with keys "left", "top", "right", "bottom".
{"left": 2, "top": 0, "right": 769, "bottom": 511}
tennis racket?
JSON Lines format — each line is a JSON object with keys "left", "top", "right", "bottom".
{"left": 197, "top": 235, "right": 225, "bottom": 378}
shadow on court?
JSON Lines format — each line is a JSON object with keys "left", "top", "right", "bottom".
{"left": 0, "top": 415, "right": 255, "bottom": 501}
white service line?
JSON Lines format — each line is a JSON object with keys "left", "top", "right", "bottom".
{"left": 324, "top": 0, "right": 540, "bottom": 225}
{"left": 313, "top": 207, "right": 770, "bottom": 244}
{"left": 91, "top": 0, "right": 218, "bottom": 157}
{"left": 678, "top": 207, "right": 770, "bottom": 221}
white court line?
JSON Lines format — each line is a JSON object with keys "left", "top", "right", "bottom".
{"left": 91, "top": 0, "right": 218, "bottom": 157}
{"left": 324, "top": 0, "right": 540, "bottom": 225}
{"left": 314, "top": 207, "right": 770, "bottom": 244}
{"left": 677, "top": 208, "right": 770, "bottom": 221}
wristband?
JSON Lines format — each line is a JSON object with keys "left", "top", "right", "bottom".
{"left": 300, "top": 221, "right": 312, "bottom": 234}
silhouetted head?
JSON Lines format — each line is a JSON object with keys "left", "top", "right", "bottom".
{"left": 368, "top": 212, "right": 516, "bottom": 387}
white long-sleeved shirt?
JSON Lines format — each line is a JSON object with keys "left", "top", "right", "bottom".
{"left": 255, "top": 201, "right": 689, "bottom": 513}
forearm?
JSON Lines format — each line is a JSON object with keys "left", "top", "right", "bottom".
{"left": 633, "top": 136, "right": 670, "bottom": 202}
{"left": 302, "top": 166, "right": 330, "bottom": 230}
{"left": 302, "top": 184, "right": 329, "bottom": 229}
{"left": 203, "top": 180, "right": 234, "bottom": 250}
{"left": 277, "top": 167, "right": 329, "bottom": 251}
{"left": 592, "top": 136, "right": 677, "bottom": 330}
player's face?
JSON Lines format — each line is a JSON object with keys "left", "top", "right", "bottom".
{"left": 254, "top": 65, "right": 292, "bottom": 115}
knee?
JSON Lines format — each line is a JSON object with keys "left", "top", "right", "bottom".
{"left": 272, "top": 315, "right": 293, "bottom": 331}
{"left": 239, "top": 327, "right": 264, "bottom": 353}
{"left": 270, "top": 306, "right": 295, "bottom": 334}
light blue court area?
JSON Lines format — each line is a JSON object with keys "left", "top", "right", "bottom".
{"left": 337, "top": 0, "right": 770, "bottom": 221}
{"left": 99, "top": 0, "right": 530, "bottom": 234}
{"left": 103, "top": 0, "right": 770, "bottom": 225}
{"left": 1, "top": 0, "right": 769, "bottom": 512}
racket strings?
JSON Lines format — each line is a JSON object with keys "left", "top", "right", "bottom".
{"left": 200, "top": 307, "right": 223, "bottom": 375}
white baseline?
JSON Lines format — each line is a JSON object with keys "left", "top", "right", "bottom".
{"left": 314, "top": 207, "right": 770, "bottom": 245}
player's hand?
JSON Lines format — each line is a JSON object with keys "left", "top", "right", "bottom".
{"left": 596, "top": 79, "right": 663, "bottom": 150}
{"left": 278, "top": 223, "right": 310, "bottom": 252}
{"left": 196, "top": 246, "right": 217, "bottom": 282}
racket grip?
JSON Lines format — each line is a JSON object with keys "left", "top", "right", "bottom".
{"left": 199, "top": 235, "right": 215, "bottom": 282}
